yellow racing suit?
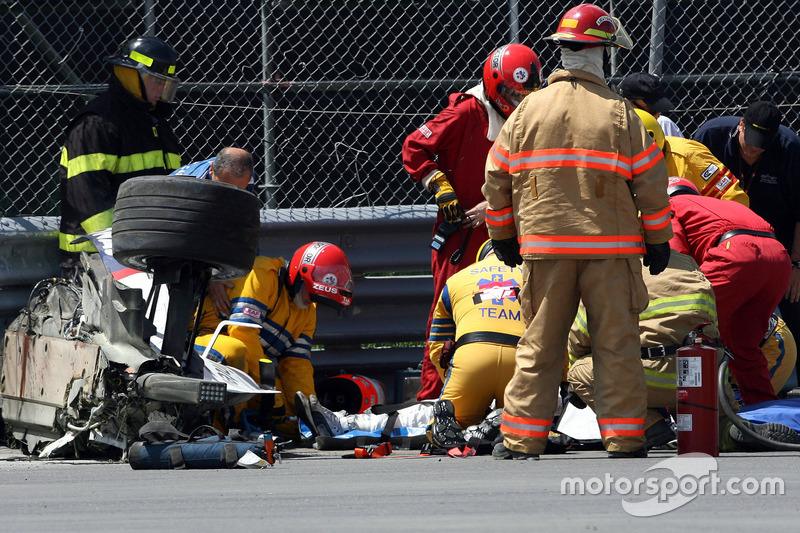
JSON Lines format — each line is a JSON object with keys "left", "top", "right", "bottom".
{"left": 663, "top": 136, "right": 749, "bottom": 206}
{"left": 194, "top": 256, "right": 316, "bottom": 432}
{"left": 429, "top": 254, "right": 524, "bottom": 428}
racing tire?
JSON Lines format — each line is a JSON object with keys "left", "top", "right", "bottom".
{"left": 112, "top": 175, "right": 261, "bottom": 280}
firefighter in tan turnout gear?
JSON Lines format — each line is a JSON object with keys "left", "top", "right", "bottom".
{"left": 482, "top": 3, "right": 673, "bottom": 460}
{"left": 568, "top": 249, "right": 800, "bottom": 452}
{"left": 568, "top": 250, "right": 720, "bottom": 449}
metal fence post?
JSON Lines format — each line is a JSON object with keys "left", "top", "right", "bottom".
{"left": 649, "top": 0, "right": 667, "bottom": 76}
{"left": 508, "top": 0, "right": 520, "bottom": 43}
{"left": 260, "top": 0, "right": 278, "bottom": 208}
{"left": 144, "top": 0, "right": 156, "bottom": 36}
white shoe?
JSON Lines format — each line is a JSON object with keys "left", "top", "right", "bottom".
{"left": 295, "top": 391, "right": 325, "bottom": 437}
{"left": 308, "top": 394, "right": 346, "bottom": 436}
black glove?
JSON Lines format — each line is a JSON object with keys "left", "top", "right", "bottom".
{"left": 492, "top": 237, "right": 523, "bottom": 268}
{"left": 567, "top": 392, "right": 587, "bottom": 410}
{"left": 643, "top": 242, "right": 671, "bottom": 275}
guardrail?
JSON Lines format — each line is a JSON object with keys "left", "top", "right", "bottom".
{"left": 0, "top": 206, "right": 438, "bottom": 401}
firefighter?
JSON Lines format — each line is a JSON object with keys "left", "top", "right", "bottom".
{"left": 426, "top": 240, "right": 525, "bottom": 448}
{"left": 667, "top": 177, "right": 791, "bottom": 405}
{"left": 636, "top": 109, "right": 749, "bottom": 205}
{"left": 401, "top": 43, "right": 543, "bottom": 401}
{"left": 568, "top": 249, "right": 800, "bottom": 451}
{"left": 193, "top": 242, "right": 354, "bottom": 438}
{"left": 483, "top": 3, "right": 673, "bottom": 460}
{"left": 568, "top": 250, "right": 719, "bottom": 448}
{"left": 58, "top": 36, "right": 182, "bottom": 279}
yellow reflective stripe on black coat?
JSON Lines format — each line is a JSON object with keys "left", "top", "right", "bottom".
{"left": 57, "top": 80, "right": 182, "bottom": 253}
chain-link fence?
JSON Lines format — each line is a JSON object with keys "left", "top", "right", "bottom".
{"left": 3, "top": 0, "right": 800, "bottom": 217}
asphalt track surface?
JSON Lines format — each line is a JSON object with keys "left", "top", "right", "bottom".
{"left": 0, "top": 445, "right": 798, "bottom": 531}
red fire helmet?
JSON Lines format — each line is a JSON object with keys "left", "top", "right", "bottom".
{"left": 544, "top": 4, "right": 633, "bottom": 50}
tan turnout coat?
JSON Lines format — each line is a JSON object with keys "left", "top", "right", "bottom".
{"left": 482, "top": 69, "right": 673, "bottom": 257}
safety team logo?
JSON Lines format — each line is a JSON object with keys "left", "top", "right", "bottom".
{"left": 473, "top": 274, "right": 519, "bottom": 305}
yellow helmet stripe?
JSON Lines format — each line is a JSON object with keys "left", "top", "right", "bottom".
{"left": 129, "top": 50, "right": 154, "bottom": 67}
{"left": 584, "top": 28, "right": 614, "bottom": 39}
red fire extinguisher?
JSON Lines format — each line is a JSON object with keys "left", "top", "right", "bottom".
{"left": 676, "top": 326, "right": 719, "bottom": 456}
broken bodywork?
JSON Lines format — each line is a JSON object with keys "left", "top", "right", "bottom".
{"left": 1, "top": 253, "right": 229, "bottom": 457}
{"left": 1, "top": 175, "right": 265, "bottom": 458}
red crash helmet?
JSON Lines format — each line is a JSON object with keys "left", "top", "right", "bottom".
{"left": 288, "top": 242, "right": 353, "bottom": 309}
{"left": 482, "top": 43, "right": 543, "bottom": 118}
{"left": 667, "top": 177, "right": 700, "bottom": 197}
{"left": 316, "top": 374, "right": 387, "bottom": 414}
{"left": 544, "top": 4, "right": 633, "bottom": 50}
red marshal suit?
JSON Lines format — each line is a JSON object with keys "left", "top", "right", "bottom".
{"left": 669, "top": 194, "right": 791, "bottom": 404}
{"left": 402, "top": 90, "right": 494, "bottom": 399}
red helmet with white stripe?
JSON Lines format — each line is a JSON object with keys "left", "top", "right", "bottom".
{"left": 482, "top": 43, "right": 543, "bottom": 118}
{"left": 288, "top": 242, "right": 353, "bottom": 309}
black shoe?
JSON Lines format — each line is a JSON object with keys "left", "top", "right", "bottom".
{"left": 429, "top": 399, "right": 466, "bottom": 448}
{"left": 645, "top": 418, "right": 677, "bottom": 450}
{"left": 492, "top": 442, "right": 540, "bottom": 460}
{"left": 544, "top": 432, "right": 572, "bottom": 454}
{"left": 608, "top": 447, "right": 648, "bottom": 458}
{"left": 729, "top": 420, "right": 800, "bottom": 452}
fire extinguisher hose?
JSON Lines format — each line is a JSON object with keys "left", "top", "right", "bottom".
{"left": 718, "top": 354, "right": 800, "bottom": 451}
